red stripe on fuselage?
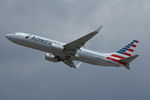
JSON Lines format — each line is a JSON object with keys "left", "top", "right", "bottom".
{"left": 111, "top": 54, "right": 125, "bottom": 59}
{"left": 106, "top": 57, "right": 120, "bottom": 62}
{"left": 25, "top": 36, "right": 29, "bottom": 39}
{"left": 106, "top": 57, "right": 127, "bottom": 65}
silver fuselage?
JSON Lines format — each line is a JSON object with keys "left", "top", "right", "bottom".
{"left": 6, "top": 32, "right": 121, "bottom": 67}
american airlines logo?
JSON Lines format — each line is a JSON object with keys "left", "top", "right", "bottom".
{"left": 25, "top": 36, "right": 29, "bottom": 38}
{"left": 31, "top": 36, "right": 51, "bottom": 45}
{"left": 25, "top": 34, "right": 32, "bottom": 39}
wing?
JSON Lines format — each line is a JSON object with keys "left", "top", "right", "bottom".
{"left": 63, "top": 60, "right": 82, "bottom": 69}
{"left": 64, "top": 25, "right": 103, "bottom": 55}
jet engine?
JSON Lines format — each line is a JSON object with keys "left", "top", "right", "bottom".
{"left": 45, "top": 53, "right": 59, "bottom": 62}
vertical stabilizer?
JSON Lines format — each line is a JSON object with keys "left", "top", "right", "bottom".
{"left": 106, "top": 40, "right": 139, "bottom": 68}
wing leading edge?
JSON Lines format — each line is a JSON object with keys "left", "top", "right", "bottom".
{"left": 63, "top": 25, "right": 103, "bottom": 55}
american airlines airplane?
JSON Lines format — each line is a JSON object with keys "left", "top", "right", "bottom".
{"left": 6, "top": 26, "right": 139, "bottom": 70}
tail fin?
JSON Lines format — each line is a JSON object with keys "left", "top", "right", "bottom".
{"left": 115, "top": 40, "right": 139, "bottom": 57}
{"left": 106, "top": 40, "right": 139, "bottom": 69}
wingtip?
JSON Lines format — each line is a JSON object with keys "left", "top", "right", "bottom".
{"left": 76, "top": 62, "right": 82, "bottom": 69}
{"left": 95, "top": 25, "right": 103, "bottom": 33}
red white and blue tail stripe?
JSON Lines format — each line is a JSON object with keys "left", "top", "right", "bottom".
{"left": 106, "top": 40, "right": 139, "bottom": 65}
{"left": 116, "top": 40, "right": 138, "bottom": 57}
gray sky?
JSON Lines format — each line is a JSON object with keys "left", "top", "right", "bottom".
{"left": 0, "top": 0, "right": 150, "bottom": 100}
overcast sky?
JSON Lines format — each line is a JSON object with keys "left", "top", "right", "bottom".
{"left": 0, "top": 0, "right": 150, "bottom": 100}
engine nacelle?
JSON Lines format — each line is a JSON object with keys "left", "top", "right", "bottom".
{"left": 45, "top": 53, "right": 59, "bottom": 62}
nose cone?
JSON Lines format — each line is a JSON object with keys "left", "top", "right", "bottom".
{"left": 5, "top": 34, "right": 10, "bottom": 39}
{"left": 5, "top": 33, "right": 14, "bottom": 41}
{"left": 5, "top": 34, "right": 11, "bottom": 39}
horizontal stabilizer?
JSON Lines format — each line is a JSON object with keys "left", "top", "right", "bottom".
{"left": 121, "top": 55, "right": 139, "bottom": 70}
{"left": 123, "top": 65, "right": 130, "bottom": 70}
{"left": 120, "top": 55, "right": 139, "bottom": 64}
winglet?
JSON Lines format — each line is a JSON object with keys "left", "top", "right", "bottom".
{"left": 76, "top": 62, "right": 82, "bottom": 69}
{"left": 95, "top": 25, "right": 103, "bottom": 33}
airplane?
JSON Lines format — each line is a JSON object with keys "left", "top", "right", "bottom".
{"left": 5, "top": 25, "right": 139, "bottom": 70}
